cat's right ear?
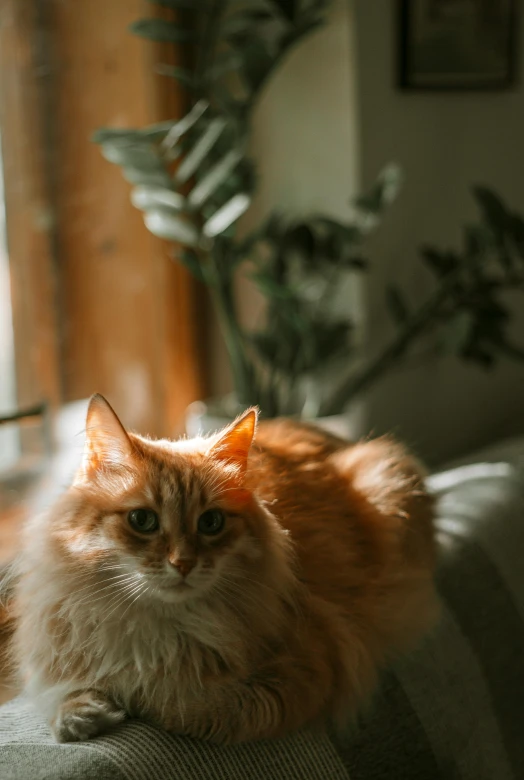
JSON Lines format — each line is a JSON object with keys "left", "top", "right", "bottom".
{"left": 75, "top": 394, "right": 134, "bottom": 483}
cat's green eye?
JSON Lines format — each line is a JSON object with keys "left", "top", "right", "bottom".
{"left": 128, "top": 508, "right": 159, "bottom": 534}
{"left": 197, "top": 509, "right": 225, "bottom": 536}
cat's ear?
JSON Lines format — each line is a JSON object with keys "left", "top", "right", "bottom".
{"left": 208, "top": 407, "right": 258, "bottom": 474}
{"left": 76, "top": 394, "right": 134, "bottom": 481}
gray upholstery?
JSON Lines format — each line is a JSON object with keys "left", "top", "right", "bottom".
{"left": 334, "top": 461, "right": 524, "bottom": 779}
{"left": 2, "top": 457, "right": 524, "bottom": 779}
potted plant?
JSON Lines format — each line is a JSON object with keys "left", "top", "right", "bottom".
{"left": 94, "top": 0, "right": 524, "bottom": 436}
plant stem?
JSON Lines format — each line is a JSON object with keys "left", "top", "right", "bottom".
{"left": 207, "top": 243, "right": 257, "bottom": 407}
{"left": 494, "top": 338, "right": 524, "bottom": 362}
{"left": 195, "top": 0, "right": 226, "bottom": 98}
{"left": 320, "top": 271, "right": 461, "bottom": 416}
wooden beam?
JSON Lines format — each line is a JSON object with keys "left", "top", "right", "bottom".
{"left": 49, "top": 0, "right": 208, "bottom": 437}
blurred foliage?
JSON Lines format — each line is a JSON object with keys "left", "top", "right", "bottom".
{"left": 94, "top": 1, "right": 524, "bottom": 419}
{"left": 94, "top": 0, "right": 401, "bottom": 416}
{"left": 322, "top": 186, "right": 524, "bottom": 416}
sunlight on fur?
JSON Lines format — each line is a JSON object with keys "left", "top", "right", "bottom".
{"left": 6, "top": 394, "right": 438, "bottom": 743}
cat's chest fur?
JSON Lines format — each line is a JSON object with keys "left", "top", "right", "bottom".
{"left": 56, "top": 592, "right": 249, "bottom": 714}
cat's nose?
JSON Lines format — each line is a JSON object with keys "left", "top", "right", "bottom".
{"left": 169, "top": 558, "right": 195, "bottom": 578}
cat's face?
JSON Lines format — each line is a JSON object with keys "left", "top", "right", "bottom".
{"left": 63, "top": 395, "right": 263, "bottom": 605}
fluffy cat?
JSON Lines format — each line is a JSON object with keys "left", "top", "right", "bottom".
{"left": 9, "top": 394, "right": 437, "bottom": 744}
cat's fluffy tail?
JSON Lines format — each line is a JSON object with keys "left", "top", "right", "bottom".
{"left": 330, "top": 435, "right": 428, "bottom": 516}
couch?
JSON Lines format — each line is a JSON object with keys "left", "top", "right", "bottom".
{"left": 2, "top": 440, "right": 524, "bottom": 779}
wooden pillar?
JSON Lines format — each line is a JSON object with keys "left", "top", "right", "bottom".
{"left": 50, "top": 0, "right": 207, "bottom": 437}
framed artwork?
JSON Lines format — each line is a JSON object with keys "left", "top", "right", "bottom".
{"left": 398, "top": 0, "right": 518, "bottom": 90}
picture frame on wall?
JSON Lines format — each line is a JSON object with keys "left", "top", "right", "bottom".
{"left": 398, "top": 0, "right": 518, "bottom": 90}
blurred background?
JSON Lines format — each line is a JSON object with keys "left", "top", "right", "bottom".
{"left": 1, "top": 0, "right": 524, "bottom": 549}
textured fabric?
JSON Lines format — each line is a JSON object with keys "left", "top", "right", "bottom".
{"left": 334, "top": 462, "right": 524, "bottom": 780}
{"left": 3, "top": 460, "right": 524, "bottom": 779}
{"left": 0, "top": 696, "right": 349, "bottom": 780}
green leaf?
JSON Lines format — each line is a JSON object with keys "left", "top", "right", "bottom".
{"left": 473, "top": 186, "right": 510, "bottom": 233}
{"left": 92, "top": 128, "right": 143, "bottom": 145}
{"left": 463, "top": 223, "right": 493, "bottom": 257}
{"left": 239, "top": 38, "right": 274, "bottom": 92}
{"left": 473, "top": 187, "right": 518, "bottom": 269}
{"left": 160, "top": 100, "right": 208, "bottom": 151}
{"left": 143, "top": 208, "right": 199, "bottom": 246}
{"left": 386, "top": 285, "right": 410, "bottom": 326}
{"left": 440, "top": 310, "right": 475, "bottom": 354}
{"left": 464, "top": 344, "right": 496, "bottom": 370}
{"left": 155, "top": 65, "right": 196, "bottom": 90}
{"left": 122, "top": 167, "right": 172, "bottom": 187}
{"left": 250, "top": 332, "right": 280, "bottom": 367}
{"left": 309, "top": 319, "right": 353, "bottom": 368}
{"left": 509, "top": 213, "right": 524, "bottom": 255}
{"left": 221, "top": 10, "right": 275, "bottom": 36}
{"left": 421, "top": 246, "right": 458, "bottom": 276}
{"left": 249, "top": 271, "right": 296, "bottom": 301}
{"left": 174, "top": 117, "right": 228, "bottom": 185}
{"left": 308, "top": 217, "right": 362, "bottom": 268}
{"left": 95, "top": 121, "right": 183, "bottom": 146}
{"left": 177, "top": 249, "right": 206, "bottom": 282}
{"left": 267, "top": 0, "right": 296, "bottom": 20}
{"left": 209, "top": 50, "right": 243, "bottom": 81}
{"left": 289, "top": 16, "right": 325, "bottom": 43}
{"left": 129, "top": 19, "right": 194, "bottom": 43}
{"left": 188, "top": 148, "right": 244, "bottom": 209}
{"left": 146, "top": 0, "right": 206, "bottom": 9}
{"left": 100, "top": 142, "right": 159, "bottom": 168}
{"left": 251, "top": 312, "right": 353, "bottom": 376}
{"left": 354, "top": 163, "right": 403, "bottom": 216}
{"left": 283, "top": 223, "right": 316, "bottom": 266}
{"left": 262, "top": 212, "right": 286, "bottom": 243}
{"left": 339, "top": 255, "right": 368, "bottom": 271}
{"left": 315, "top": 218, "right": 362, "bottom": 246}
{"left": 131, "top": 185, "right": 186, "bottom": 212}
{"left": 203, "top": 193, "right": 251, "bottom": 237}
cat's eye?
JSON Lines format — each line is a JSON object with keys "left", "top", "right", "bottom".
{"left": 197, "top": 509, "right": 225, "bottom": 536}
{"left": 128, "top": 508, "right": 159, "bottom": 534}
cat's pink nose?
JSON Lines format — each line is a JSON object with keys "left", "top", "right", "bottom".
{"left": 169, "top": 558, "right": 195, "bottom": 578}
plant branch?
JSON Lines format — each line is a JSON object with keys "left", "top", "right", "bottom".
{"left": 206, "top": 241, "right": 259, "bottom": 407}
{"left": 493, "top": 338, "right": 524, "bottom": 362}
{"left": 320, "top": 271, "right": 462, "bottom": 416}
{"left": 195, "top": 0, "right": 226, "bottom": 99}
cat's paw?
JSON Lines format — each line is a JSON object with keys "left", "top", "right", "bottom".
{"left": 52, "top": 691, "right": 126, "bottom": 743}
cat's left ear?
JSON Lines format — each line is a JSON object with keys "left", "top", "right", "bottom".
{"left": 75, "top": 394, "right": 134, "bottom": 482}
{"left": 208, "top": 407, "right": 258, "bottom": 475}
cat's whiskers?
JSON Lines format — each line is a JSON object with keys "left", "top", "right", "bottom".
{"left": 64, "top": 571, "right": 139, "bottom": 600}
{"left": 57, "top": 564, "right": 131, "bottom": 589}
{"left": 48, "top": 574, "right": 140, "bottom": 641}
{"left": 100, "top": 580, "right": 146, "bottom": 625}
{"left": 66, "top": 570, "right": 139, "bottom": 597}
{"left": 119, "top": 583, "right": 149, "bottom": 623}
{"left": 62, "top": 574, "right": 141, "bottom": 611}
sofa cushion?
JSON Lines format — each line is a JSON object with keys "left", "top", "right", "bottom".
{"left": 333, "top": 461, "right": 524, "bottom": 780}
{"left": 2, "top": 459, "right": 524, "bottom": 779}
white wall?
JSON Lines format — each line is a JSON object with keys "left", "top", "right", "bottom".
{"left": 213, "top": 0, "right": 524, "bottom": 465}
{"left": 211, "top": 0, "right": 361, "bottom": 398}
{"left": 354, "top": 1, "right": 524, "bottom": 464}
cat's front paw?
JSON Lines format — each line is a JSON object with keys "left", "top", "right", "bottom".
{"left": 52, "top": 691, "right": 126, "bottom": 743}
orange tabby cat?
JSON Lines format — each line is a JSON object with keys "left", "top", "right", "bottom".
{"left": 10, "top": 394, "right": 437, "bottom": 743}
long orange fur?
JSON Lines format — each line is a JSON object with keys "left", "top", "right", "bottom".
{"left": 9, "top": 394, "right": 438, "bottom": 743}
